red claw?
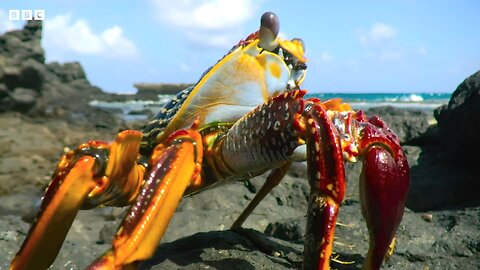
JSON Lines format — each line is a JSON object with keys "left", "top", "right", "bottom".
{"left": 360, "top": 139, "right": 409, "bottom": 269}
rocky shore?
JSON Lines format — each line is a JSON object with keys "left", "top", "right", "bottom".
{"left": 1, "top": 22, "right": 479, "bottom": 269}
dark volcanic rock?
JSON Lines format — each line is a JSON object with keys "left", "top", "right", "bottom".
{"left": 10, "top": 87, "right": 38, "bottom": 111}
{"left": 434, "top": 70, "right": 480, "bottom": 164}
{"left": 366, "top": 106, "right": 430, "bottom": 144}
{"left": 404, "top": 70, "right": 480, "bottom": 211}
{"left": 0, "top": 20, "right": 44, "bottom": 63}
{"left": 133, "top": 83, "right": 192, "bottom": 99}
{"left": 47, "top": 61, "right": 87, "bottom": 83}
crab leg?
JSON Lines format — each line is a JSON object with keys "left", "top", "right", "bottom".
{"left": 357, "top": 117, "right": 410, "bottom": 269}
{"left": 231, "top": 162, "right": 291, "bottom": 229}
{"left": 301, "top": 102, "right": 346, "bottom": 270}
{"left": 206, "top": 91, "right": 306, "bottom": 231}
{"left": 209, "top": 90, "right": 345, "bottom": 269}
{"left": 10, "top": 131, "right": 144, "bottom": 270}
{"left": 11, "top": 156, "right": 98, "bottom": 270}
{"left": 88, "top": 124, "right": 203, "bottom": 269}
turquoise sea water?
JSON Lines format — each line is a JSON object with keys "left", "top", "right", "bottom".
{"left": 306, "top": 92, "right": 451, "bottom": 111}
{"left": 90, "top": 92, "right": 451, "bottom": 121}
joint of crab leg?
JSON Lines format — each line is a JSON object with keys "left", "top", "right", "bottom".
{"left": 86, "top": 130, "right": 144, "bottom": 208}
{"left": 88, "top": 127, "right": 203, "bottom": 268}
{"left": 303, "top": 104, "right": 345, "bottom": 203}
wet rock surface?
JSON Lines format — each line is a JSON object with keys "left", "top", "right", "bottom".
{"left": 1, "top": 23, "right": 479, "bottom": 269}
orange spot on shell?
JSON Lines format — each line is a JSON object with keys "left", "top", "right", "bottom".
{"left": 269, "top": 62, "right": 282, "bottom": 78}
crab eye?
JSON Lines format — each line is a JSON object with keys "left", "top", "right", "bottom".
{"left": 259, "top": 12, "right": 279, "bottom": 51}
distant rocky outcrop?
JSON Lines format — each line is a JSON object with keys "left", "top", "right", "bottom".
{"left": 434, "top": 70, "right": 480, "bottom": 165}
{"left": 0, "top": 20, "right": 121, "bottom": 128}
{"left": 133, "top": 83, "right": 191, "bottom": 99}
{"left": 0, "top": 20, "right": 44, "bottom": 112}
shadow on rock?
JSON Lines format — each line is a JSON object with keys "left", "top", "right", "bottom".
{"left": 141, "top": 228, "right": 302, "bottom": 270}
{"left": 407, "top": 141, "right": 480, "bottom": 212}
{"left": 141, "top": 228, "right": 367, "bottom": 270}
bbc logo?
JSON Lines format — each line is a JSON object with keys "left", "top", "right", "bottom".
{"left": 9, "top": 10, "right": 45, "bottom": 21}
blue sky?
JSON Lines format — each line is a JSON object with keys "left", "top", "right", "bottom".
{"left": 1, "top": 0, "right": 479, "bottom": 94}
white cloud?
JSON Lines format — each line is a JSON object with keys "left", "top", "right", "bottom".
{"left": 378, "top": 51, "right": 402, "bottom": 61}
{"left": 356, "top": 22, "right": 402, "bottom": 62}
{"left": 319, "top": 51, "right": 333, "bottom": 62}
{"left": 178, "top": 62, "right": 191, "bottom": 72}
{"left": 0, "top": 9, "right": 22, "bottom": 33}
{"left": 43, "top": 14, "right": 139, "bottom": 60}
{"left": 358, "top": 23, "right": 396, "bottom": 46}
{"left": 185, "top": 31, "right": 240, "bottom": 48}
{"left": 150, "top": 0, "right": 259, "bottom": 48}
{"left": 417, "top": 45, "right": 427, "bottom": 55}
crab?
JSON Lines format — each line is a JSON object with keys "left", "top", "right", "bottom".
{"left": 10, "top": 12, "right": 409, "bottom": 270}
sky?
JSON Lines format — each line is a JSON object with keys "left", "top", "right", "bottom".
{"left": 0, "top": 0, "right": 479, "bottom": 94}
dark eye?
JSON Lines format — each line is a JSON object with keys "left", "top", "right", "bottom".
{"left": 282, "top": 50, "right": 293, "bottom": 66}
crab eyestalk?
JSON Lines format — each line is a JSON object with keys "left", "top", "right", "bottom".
{"left": 258, "top": 12, "right": 279, "bottom": 51}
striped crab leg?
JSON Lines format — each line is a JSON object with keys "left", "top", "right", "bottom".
{"left": 300, "top": 100, "right": 346, "bottom": 270}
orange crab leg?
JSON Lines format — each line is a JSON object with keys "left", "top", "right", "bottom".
{"left": 300, "top": 102, "right": 346, "bottom": 270}
{"left": 10, "top": 131, "right": 143, "bottom": 270}
{"left": 10, "top": 156, "right": 98, "bottom": 270}
{"left": 88, "top": 125, "right": 203, "bottom": 269}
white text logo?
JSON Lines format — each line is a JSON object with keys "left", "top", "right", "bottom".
{"left": 9, "top": 10, "right": 45, "bottom": 21}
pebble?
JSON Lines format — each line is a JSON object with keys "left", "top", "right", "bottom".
{"left": 421, "top": 213, "right": 433, "bottom": 222}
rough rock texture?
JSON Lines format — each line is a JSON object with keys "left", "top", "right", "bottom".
{"left": 365, "top": 106, "right": 431, "bottom": 144}
{"left": 434, "top": 70, "right": 480, "bottom": 165}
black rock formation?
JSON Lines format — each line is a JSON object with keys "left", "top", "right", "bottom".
{"left": 434, "top": 70, "right": 480, "bottom": 165}
{"left": 0, "top": 20, "right": 121, "bottom": 129}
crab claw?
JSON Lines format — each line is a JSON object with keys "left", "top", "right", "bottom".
{"left": 358, "top": 117, "right": 410, "bottom": 269}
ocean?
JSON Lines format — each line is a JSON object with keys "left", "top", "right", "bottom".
{"left": 90, "top": 92, "right": 451, "bottom": 121}
{"left": 309, "top": 92, "right": 451, "bottom": 111}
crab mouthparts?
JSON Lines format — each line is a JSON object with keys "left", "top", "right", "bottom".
{"left": 287, "top": 67, "right": 307, "bottom": 90}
